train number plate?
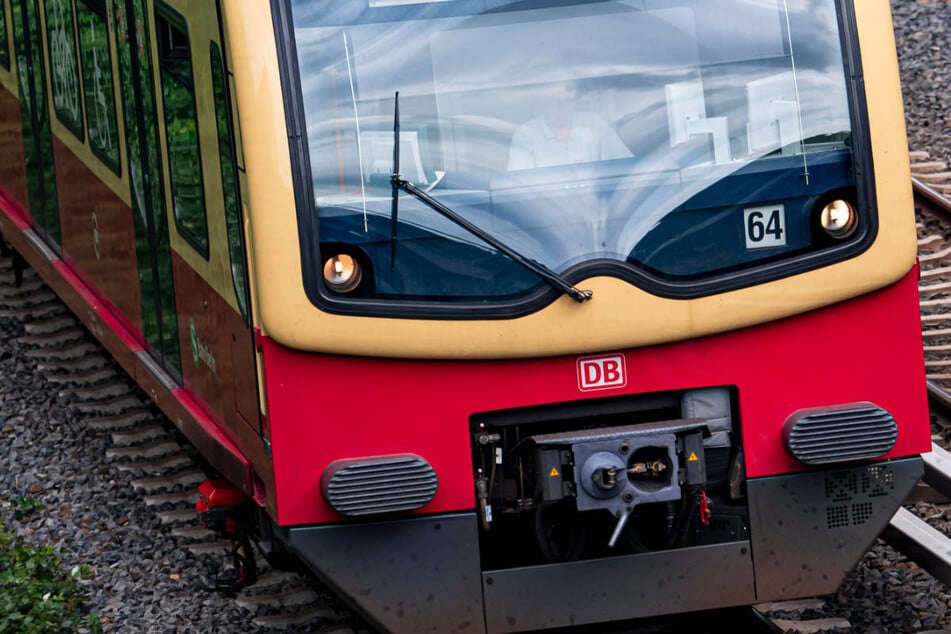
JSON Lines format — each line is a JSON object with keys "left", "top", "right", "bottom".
{"left": 744, "top": 204, "right": 786, "bottom": 249}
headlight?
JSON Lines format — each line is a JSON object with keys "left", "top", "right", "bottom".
{"left": 819, "top": 199, "right": 858, "bottom": 239}
{"left": 322, "top": 254, "right": 363, "bottom": 293}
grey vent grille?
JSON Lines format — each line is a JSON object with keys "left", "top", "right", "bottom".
{"left": 323, "top": 454, "right": 438, "bottom": 516}
{"left": 784, "top": 405, "right": 897, "bottom": 465}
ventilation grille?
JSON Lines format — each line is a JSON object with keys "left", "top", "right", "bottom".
{"left": 823, "top": 466, "right": 895, "bottom": 529}
{"left": 323, "top": 454, "right": 438, "bottom": 516}
{"left": 784, "top": 404, "right": 897, "bottom": 465}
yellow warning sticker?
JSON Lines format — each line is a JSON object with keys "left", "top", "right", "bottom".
{"left": 549, "top": 467, "right": 560, "bottom": 477}
{"left": 688, "top": 452, "right": 699, "bottom": 462}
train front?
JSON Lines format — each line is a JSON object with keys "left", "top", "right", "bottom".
{"left": 226, "top": 0, "right": 931, "bottom": 632}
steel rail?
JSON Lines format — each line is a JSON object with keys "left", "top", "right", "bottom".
{"left": 881, "top": 382, "right": 951, "bottom": 589}
{"left": 913, "top": 176, "right": 951, "bottom": 212}
{"left": 876, "top": 180, "right": 951, "bottom": 590}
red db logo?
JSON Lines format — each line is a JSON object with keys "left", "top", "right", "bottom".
{"left": 577, "top": 354, "right": 627, "bottom": 391}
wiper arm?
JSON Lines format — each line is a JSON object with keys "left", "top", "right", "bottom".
{"left": 394, "top": 178, "right": 592, "bottom": 302}
{"left": 388, "top": 92, "right": 591, "bottom": 303}
{"left": 389, "top": 92, "right": 401, "bottom": 270}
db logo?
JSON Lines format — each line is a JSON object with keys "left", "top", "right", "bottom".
{"left": 577, "top": 354, "right": 627, "bottom": 391}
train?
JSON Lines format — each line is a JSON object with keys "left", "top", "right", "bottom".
{"left": 0, "top": 0, "right": 933, "bottom": 632}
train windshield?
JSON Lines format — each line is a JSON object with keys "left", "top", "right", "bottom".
{"left": 285, "top": 0, "right": 859, "bottom": 308}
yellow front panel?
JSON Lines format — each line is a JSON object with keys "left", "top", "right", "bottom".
{"left": 226, "top": 0, "right": 914, "bottom": 360}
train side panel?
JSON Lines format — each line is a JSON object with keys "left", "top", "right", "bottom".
{"left": 0, "top": 0, "right": 272, "bottom": 504}
{"left": 0, "top": 57, "right": 29, "bottom": 212}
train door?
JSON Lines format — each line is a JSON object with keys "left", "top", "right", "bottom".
{"left": 10, "top": 0, "right": 60, "bottom": 246}
{"left": 206, "top": 7, "right": 259, "bottom": 436}
{"left": 150, "top": 0, "right": 261, "bottom": 438}
{"left": 112, "top": 0, "right": 181, "bottom": 375}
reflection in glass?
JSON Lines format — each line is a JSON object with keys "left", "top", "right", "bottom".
{"left": 211, "top": 42, "right": 249, "bottom": 321}
{"left": 14, "top": 0, "right": 61, "bottom": 246}
{"left": 44, "top": 0, "right": 83, "bottom": 140}
{"left": 114, "top": 0, "right": 181, "bottom": 374}
{"left": 0, "top": 0, "right": 9, "bottom": 70}
{"left": 77, "top": 0, "right": 120, "bottom": 173}
{"left": 157, "top": 10, "right": 207, "bottom": 258}
{"left": 288, "top": 0, "right": 858, "bottom": 305}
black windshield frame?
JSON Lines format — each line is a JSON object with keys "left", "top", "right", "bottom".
{"left": 272, "top": 0, "right": 877, "bottom": 320}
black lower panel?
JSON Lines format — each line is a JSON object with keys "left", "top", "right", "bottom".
{"left": 283, "top": 513, "right": 486, "bottom": 634}
{"left": 482, "top": 541, "right": 755, "bottom": 633}
{"left": 282, "top": 457, "right": 923, "bottom": 634}
{"left": 748, "top": 456, "right": 924, "bottom": 600}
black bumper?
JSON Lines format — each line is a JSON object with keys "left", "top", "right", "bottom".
{"left": 281, "top": 456, "right": 923, "bottom": 633}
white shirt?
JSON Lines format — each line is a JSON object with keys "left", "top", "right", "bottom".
{"left": 507, "top": 112, "right": 632, "bottom": 171}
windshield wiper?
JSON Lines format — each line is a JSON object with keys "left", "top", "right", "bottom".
{"left": 389, "top": 93, "right": 401, "bottom": 271}
{"left": 388, "top": 92, "right": 592, "bottom": 303}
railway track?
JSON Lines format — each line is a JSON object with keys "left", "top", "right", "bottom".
{"left": 881, "top": 159, "right": 951, "bottom": 602}
{"left": 748, "top": 159, "right": 951, "bottom": 633}
{"left": 0, "top": 159, "right": 950, "bottom": 633}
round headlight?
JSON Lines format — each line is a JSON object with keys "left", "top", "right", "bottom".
{"left": 322, "top": 254, "right": 362, "bottom": 293}
{"left": 819, "top": 199, "right": 858, "bottom": 239}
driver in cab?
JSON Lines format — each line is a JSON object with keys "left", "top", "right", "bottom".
{"left": 507, "top": 81, "right": 632, "bottom": 171}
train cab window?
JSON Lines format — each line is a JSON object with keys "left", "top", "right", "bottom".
{"left": 156, "top": 5, "right": 208, "bottom": 258}
{"left": 0, "top": 0, "right": 9, "bottom": 71}
{"left": 76, "top": 0, "right": 120, "bottom": 174}
{"left": 283, "top": 0, "right": 868, "bottom": 313}
{"left": 211, "top": 41, "right": 249, "bottom": 321}
{"left": 44, "top": 0, "right": 84, "bottom": 140}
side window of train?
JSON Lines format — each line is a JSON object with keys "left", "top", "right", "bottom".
{"left": 211, "top": 42, "right": 248, "bottom": 321}
{"left": 0, "top": 0, "right": 9, "bottom": 70}
{"left": 76, "top": 0, "right": 120, "bottom": 173}
{"left": 155, "top": 4, "right": 208, "bottom": 258}
{"left": 43, "top": 0, "right": 84, "bottom": 141}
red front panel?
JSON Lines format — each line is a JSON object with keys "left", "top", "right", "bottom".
{"left": 263, "top": 268, "right": 931, "bottom": 526}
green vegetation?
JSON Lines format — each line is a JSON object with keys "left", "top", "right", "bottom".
{"left": 0, "top": 517, "right": 101, "bottom": 634}
{"left": 10, "top": 495, "right": 45, "bottom": 521}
